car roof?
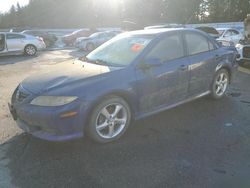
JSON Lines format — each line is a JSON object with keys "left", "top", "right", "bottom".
{"left": 123, "top": 28, "right": 199, "bottom": 36}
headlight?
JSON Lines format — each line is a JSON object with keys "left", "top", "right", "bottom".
{"left": 235, "top": 44, "right": 243, "bottom": 50}
{"left": 30, "top": 96, "right": 78, "bottom": 107}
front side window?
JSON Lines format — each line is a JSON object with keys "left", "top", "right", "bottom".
{"left": 185, "top": 32, "right": 210, "bottom": 55}
{"left": 7, "top": 34, "right": 25, "bottom": 39}
{"left": 146, "top": 34, "right": 184, "bottom": 62}
{"left": 86, "top": 35, "right": 152, "bottom": 66}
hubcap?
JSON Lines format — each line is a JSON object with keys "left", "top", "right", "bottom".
{"left": 96, "top": 103, "right": 127, "bottom": 139}
{"left": 215, "top": 72, "right": 228, "bottom": 96}
{"left": 26, "top": 46, "right": 35, "bottom": 55}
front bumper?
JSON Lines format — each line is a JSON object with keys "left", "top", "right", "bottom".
{"left": 37, "top": 42, "right": 46, "bottom": 50}
{"left": 9, "top": 99, "right": 87, "bottom": 141}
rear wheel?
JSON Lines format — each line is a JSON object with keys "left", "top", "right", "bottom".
{"left": 87, "top": 96, "right": 131, "bottom": 143}
{"left": 24, "top": 45, "right": 37, "bottom": 56}
{"left": 211, "top": 69, "right": 229, "bottom": 99}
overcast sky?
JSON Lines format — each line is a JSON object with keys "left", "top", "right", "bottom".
{"left": 0, "top": 0, "right": 29, "bottom": 13}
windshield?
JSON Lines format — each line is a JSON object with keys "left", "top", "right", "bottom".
{"left": 86, "top": 35, "right": 152, "bottom": 67}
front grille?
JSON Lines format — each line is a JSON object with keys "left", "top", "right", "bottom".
{"left": 243, "top": 47, "right": 250, "bottom": 59}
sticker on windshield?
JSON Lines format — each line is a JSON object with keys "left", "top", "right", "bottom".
{"left": 131, "top": 43, "right": 144, "bottom": 52}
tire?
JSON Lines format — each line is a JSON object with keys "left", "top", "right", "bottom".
{"left": 87, "top": 96, "right": 131, "bottom": 143}
{"left": 86, "top": 43, "right": 95, "bottom": 52}
{"left": 24, "top": 45, "right": 37, "bottom": 56}
{"left": 210, "top": 69, "right": 229, "bottom": 99}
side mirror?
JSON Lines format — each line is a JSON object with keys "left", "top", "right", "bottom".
{"left": 139, "top": 58, "right": 162, "bottom": 69}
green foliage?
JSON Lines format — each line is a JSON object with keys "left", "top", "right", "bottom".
{"left": 0, "top": 0, "right": 249, "bottom": 29}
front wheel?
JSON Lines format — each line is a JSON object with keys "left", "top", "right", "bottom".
{"left": 87, "top": 96, "right": 131, "bottom": 143}
{"left": 211, "top": 69, "right": 229, "bottom": 99}
{"left": 24, "top": 45, "right": 37, "bottom": 56}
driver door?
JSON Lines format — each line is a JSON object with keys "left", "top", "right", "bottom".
{"left": 135, "top": 32, "right": 190, "bottom": 113}
{"left": 6, "top": 33, "right": 25, "bottom": 52}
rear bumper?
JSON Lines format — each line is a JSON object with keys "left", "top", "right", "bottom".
{"left": 36, "top": 42, "right": 46, "bottom": 50}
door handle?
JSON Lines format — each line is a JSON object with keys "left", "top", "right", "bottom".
{"left": 178, "top": 64, "right": 188, "bottom": 71}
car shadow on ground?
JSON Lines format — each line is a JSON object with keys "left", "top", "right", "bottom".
{"left": 3, "top": 96, "right": 250, "bottom": 188}
{"left": 0, "top": 54, "right": 39, "bottom": 66}
{"left": 69, "top": 49, "right": 87, "bottom": 59}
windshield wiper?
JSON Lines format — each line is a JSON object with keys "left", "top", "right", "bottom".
{"left": 79, "top": 56, "right": 123, "bottom": 67}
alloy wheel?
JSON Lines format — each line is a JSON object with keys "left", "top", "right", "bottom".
{"left": 214, "top": 72, "right": 228, "bottom": 97}
{"left": 95, "top": 103, "right": 128, "bottom": 139}
{"left": 25, "top": 45, "right": 36, "bottom": 56}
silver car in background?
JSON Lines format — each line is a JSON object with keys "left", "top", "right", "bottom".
{"left": 75, "top": 31, "right": 120, "bottom": 51}
{"left": 0, "top": 32, "right": 46, "bottom": 56}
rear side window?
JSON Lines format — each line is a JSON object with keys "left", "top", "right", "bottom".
{"left": 146, "top": 34, "right": 184, "bottom": 62}
{"left": 230, "top": 29, "right": 239, "bottom": 35}
{"left": 7, "top": 34, "right": 25, "bottom": 39}
{"left": 185, "top": 33, "right": 210, "bottom": 55}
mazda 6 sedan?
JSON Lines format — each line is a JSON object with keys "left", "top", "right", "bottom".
{"left": 9, "top": 28, "right": 238, "bottom": 143}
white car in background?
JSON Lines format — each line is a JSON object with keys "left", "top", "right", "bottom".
{"left": 216, "top": 28, "right": 243, "bottom": 45}
{"left": 0, "top": 32, "right": 46, "bottom": 56}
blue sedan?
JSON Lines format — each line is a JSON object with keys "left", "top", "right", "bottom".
{"left": 9, "top": 28, "right": 238, "bottom": 143}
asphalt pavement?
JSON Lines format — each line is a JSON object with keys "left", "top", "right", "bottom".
{"left": 0, "top": 50, "right": 250, "bottom": 188}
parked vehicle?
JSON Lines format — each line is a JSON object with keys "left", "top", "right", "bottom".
{"left": 9, "top": 28, "right": 238, "bottom": 143}
{"left": 75, "top": 31, "right": 120, "bottom": 51}
{"left": 235, "top": 14, "right": 250, "bottom": 69}
{"left": 62, "top": 29, "right": 93, "bottom": 46}
{"left": 236, "top": 42, "right": 250, "bottom": 69}
{"left": 0, "top": 32, "right": 46, "bottom": 56}
{"left": 21, "top": 30, "right": 57, "bottom": 48}
{"left": 216, "top": 28, "right": 243, "bottom": 45}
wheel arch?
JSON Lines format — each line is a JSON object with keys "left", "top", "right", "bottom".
{"left": 215, "top": 64, "right": 232, "bottom": 83}
{"left": 84, "top": 90, "right": 137, "bottom": 130}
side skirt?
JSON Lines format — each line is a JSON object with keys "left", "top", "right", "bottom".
{"left": 135, "top": 91, "right": 211, "bottom": 120}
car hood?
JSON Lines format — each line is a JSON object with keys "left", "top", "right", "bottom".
{"left": 21, "top": 59, "right": 120, "bottom": 95}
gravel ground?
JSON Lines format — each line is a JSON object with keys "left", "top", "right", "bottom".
{"left": 0, "top": 51, "right": 250, "bottom": 188}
